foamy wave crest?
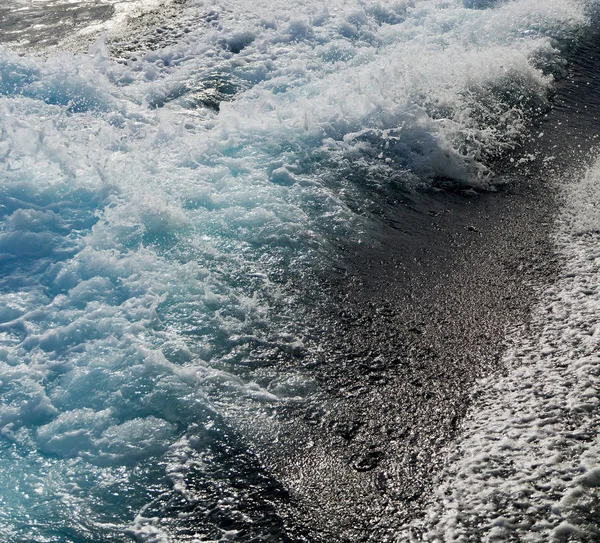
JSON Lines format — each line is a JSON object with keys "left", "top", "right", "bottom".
{"left": 101, "top": 0, "right": 587, "bottom": 188}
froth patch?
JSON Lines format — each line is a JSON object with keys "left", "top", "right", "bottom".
{"left": 398, "top": 161, "right": 600, "bottom": 541}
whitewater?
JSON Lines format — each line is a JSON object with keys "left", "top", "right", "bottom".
{"left": 0, "top": 0, "right": 599, "bottom": 541}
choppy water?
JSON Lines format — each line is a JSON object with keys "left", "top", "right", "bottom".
{"left": 0, "top": 0, "right": 599, "bottom": 541}
{"left": 403, "top": 161, "right": 600, "bottom": 542}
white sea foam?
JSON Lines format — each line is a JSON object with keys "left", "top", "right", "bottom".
{"left": 0, "top": 0, "right": 594, "bottom": 540}
{"left": 397, "top": 159, "right": 600, "bottom": 542}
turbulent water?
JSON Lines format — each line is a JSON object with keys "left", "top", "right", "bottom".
{"left": 0, "top": 0, "right": 599, "bottom": 541}
{"left": 401, "top": 159, "right": 600, "bottom": 541}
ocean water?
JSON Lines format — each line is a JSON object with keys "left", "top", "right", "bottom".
{"left": 395, "top": 26, "right": 600, "bottom": 542}
{"left": 400, "top": 150, "right": 600, "bottom": 543}
{"left": 0, "top": 0, "right": 599, "bottom": 541}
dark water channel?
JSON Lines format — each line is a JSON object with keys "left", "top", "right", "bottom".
{"left": 258, "top": 28, "right": 600, "bottom": 541}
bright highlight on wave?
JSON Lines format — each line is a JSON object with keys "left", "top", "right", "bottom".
{"left": 0, "top": 0, "right": 593, "bottom": 540}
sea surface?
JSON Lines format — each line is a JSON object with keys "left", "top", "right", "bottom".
{"left": 0, "top": 0, "right": 599, "bottom": 541}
